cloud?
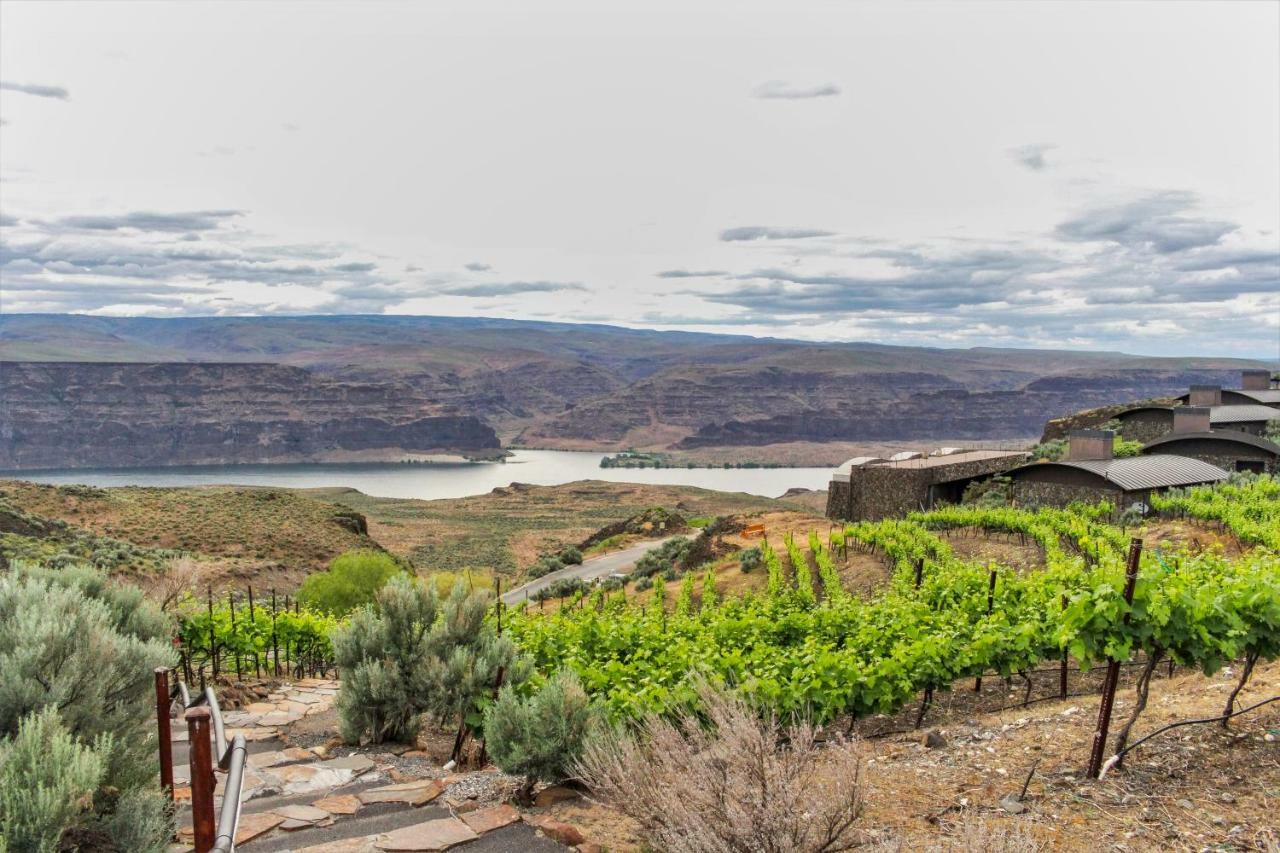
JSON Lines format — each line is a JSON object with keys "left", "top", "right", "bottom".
{"left": 720, "top": 226, "right": 836, "bottom": 242}
{"left": 752, "top": 80, "right": 841, "bottom": 100}
{"left": 1055, "top": 190, "right": 1236, "bottom": 252}
{"left": 441, "top": 280, "right": 586, "bottom": 297}
{"left": 656, "top": 269, "right": 729, "bottom": 278}
{"left": 1008, "top": 143, "right": 1055, "bottom": 171}
{"left": 51, "top": 210, "right": 244, "bottom": 233}
{"left": 464, "top": 262, "right": 491, "bottom": 272}
{"left": 0, "top": 214, "right": 18, "bottom": 227}
{"left": 660, "top": 187, "right": 1277, "bottom": 352}
{"left": 0, "top": 207, "right": 391, "bottom": 315}
{"left": 0, "top": 80, "right": 70, "bottom": 100}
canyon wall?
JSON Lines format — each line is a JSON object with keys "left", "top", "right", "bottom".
{"left": 0, "top": 362, "right": 500, "bottom": 470}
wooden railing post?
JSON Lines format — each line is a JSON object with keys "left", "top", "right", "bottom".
{"left": 186, "top": 706, "right": 216, "bottom": 853}
{"left": 155, "top": 667, "right": 174, "bottom": 800}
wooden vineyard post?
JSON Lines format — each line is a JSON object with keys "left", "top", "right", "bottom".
{"left": 284, "top": 595, "right": 292, "bottom": 678}
{"left": 248, "top": 587, "right": 260, "bottom": 678}
{"left": 186, "top": 706, "right": 216, "bottom": 852}
{"left": 228, "top": 592, "right": 241, "bottom": 681}
{"left": 914, "top": 558, "right": 924, "bottom": 590}
{"left": 1060, "top": 594, "right": 1070, "bottom": 699}
{"left": 206, "top": 586, "right": 218, "bottom": 679}
{"left": 271, "top": 588, "right": 280, "bottom": 677}
{"left": 1087, "top": 537, "right": 1142, "bottom": 779}
{"left": 976, "top": 568, "right": 997, "bottom": 693}
{"left": 495, "top": 577, "right": 503, "bottom": 635}
{"left": 155, "top": 668, "right": 174, "bottom": 801}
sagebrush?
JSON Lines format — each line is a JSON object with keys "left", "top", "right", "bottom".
{"left": 576, "top": 682, "right": 865, "bottom": 853}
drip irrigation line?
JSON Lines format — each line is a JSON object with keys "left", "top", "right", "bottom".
{"left": 1099, "top": 694, "right": 1280, "bottom": 778}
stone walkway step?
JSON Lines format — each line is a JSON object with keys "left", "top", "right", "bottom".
{"left": 242, "top": 808, "right": 571, "bottom": 853}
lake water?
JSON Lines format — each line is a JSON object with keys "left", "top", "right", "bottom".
{"left": 7, "top": 449, "right": 832, "bottom": 501}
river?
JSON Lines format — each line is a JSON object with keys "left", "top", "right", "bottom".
{"left": 7, "top": 449, "right": 832, "bottom": 501}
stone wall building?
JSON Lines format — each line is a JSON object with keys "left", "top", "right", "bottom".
{"left": 1112, "top": 406, "right": 1176, "bottom": 443}
{"left": 1007, "top": 429, "right": 1228, "bottom": 509}
{"left": 826, "top": 449, "right": 1027, "bottom": 521}
{"left": 1141, "top": 431, "right": 1280, "bottom": 474}
{"left": 1113, "top": 400, "right": 1279, "bottom": 442}
{"left": 1176, "top": 371, "right": 1280, "bottom": 409}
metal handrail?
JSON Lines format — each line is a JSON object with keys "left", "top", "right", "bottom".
{"left": 210, "top": 733, "right": 247, "bottom": 853}
{"left": 167, "top": 674, "right": 248, "bottom": 852}
{"left": 204, "top": 686, "right": 229, "bottom": 768}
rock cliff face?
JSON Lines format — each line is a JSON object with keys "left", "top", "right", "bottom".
{"left": 0, "top": 316, "right": 1271, "bottom": 460}
{"left": 675, "top": 369, "right": 1247, "bottom": 447}
{"left": 0, "top": 362, "right": 500, "bottom": 470}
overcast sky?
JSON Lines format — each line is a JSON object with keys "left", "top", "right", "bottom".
{"left": 1, "top": 0, "right": 1277, "bottom": 357}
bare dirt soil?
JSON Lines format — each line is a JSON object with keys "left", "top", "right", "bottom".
{"left": 554, "top": 659, "right": 1280, "bottom": 852}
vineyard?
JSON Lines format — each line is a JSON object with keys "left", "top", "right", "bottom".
{"left": 505, "top": 478, "right": 1280, "bottom": 768}
{"left": 167, "top": 476, "right": 1280, "bottom": 772}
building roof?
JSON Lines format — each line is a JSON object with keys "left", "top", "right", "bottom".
{"left": 1010, "top": 454, "right": 1228, "bottom": 491}
{"left": 887, "top": 451, "right": 924, "bottom": 462}
{"left": 1115, "top": 405, "right": 1174, "bottom": 418}
{"left": 1209, "top": 404, "right": 1280, "bottom": 424}
{"left": 831, "top": 456, "right": 888, "bottom": 482}
{"left": 1176, "top": 389, "right": 1280, "bottom": 406}
{"left": 1142, "top": 431, "right": 1280, "bottom": 456}
{"left": 875, "top": 449, "right": 1027, "bottom": 470}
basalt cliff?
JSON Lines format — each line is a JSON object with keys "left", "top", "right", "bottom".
{"left": 0, "top": 361, "right": 500, "bottom": 470}
{"left": 0, "top": 314, "right": 1270, "bottom": 468}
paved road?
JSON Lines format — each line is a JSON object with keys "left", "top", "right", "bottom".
{"left": 501, "top": 536, "right": 678, "bottom": 605}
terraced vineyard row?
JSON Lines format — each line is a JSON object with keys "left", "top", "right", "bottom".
{"left": 507, "top": 493, "right": 1280, "bottom": 735}
{"left": 1151, "top": 475, "right": 1280, "bottom": 549}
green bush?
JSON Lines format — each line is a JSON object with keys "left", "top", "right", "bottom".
{"left": 559, "top": 547, "right": 583, "bottom": 566}
{"left": 632, "top": 537, "right": 692, "bottom": 580}
{"left": 531, "top": 577, "right": 587, "bottom": 602}
{"left": 0, "top": 708, "right": 104, "bottom": 853}
{"left": 0, "top": 564, "right": 174, "bottom": 851}
{"left": 1113, "top": 438, "right": 1144, "bottom": 458}
{"left": 738, "top": 546, "right": 763, "bottom": 573}
{"left": 298, "top": 549, "right": 405, "bottom": 616}
{"left": 332, "top": 577, "right": 530, "bottom": 754}
{"left": 484, "top": 670, "right": 600, "bottom": 804}
{"left": 525, "top": 557, "right": 562, "bottom": 580}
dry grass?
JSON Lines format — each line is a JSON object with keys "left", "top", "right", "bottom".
{"left": 2, "top": 480, "right": 371, "bottom": 588}
{"left": 313, "top": 481, "right": 789, "bottom": 578}
{"left": 577, "top": 682, "right": 867, "bottom": 853}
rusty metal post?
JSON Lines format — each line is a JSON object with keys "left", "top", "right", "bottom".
{"left": 1087, "top": 538, "right": 1142, "bottom": 779}
{"left": 186, "top": 706, "right": 216, "bottom": 852}
{"left": 155, "top": 668, "right": 174, "bottom": 800}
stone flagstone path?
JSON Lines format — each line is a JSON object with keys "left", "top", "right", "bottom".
{"left": 172, "top": 678, "right": 583, "bottom": 852}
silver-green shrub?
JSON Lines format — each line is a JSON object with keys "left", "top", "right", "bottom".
{"left": 0, "top": 708, "right": 104, "bottom": 853}
{"left": 0, "top": 564, "right": 174, "bottom": 851}
{"left": 484, "top": 669, "right": 600, "bottom": 803}
{"left": 332, "top": 576, "right": 530, "bottom": 752}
